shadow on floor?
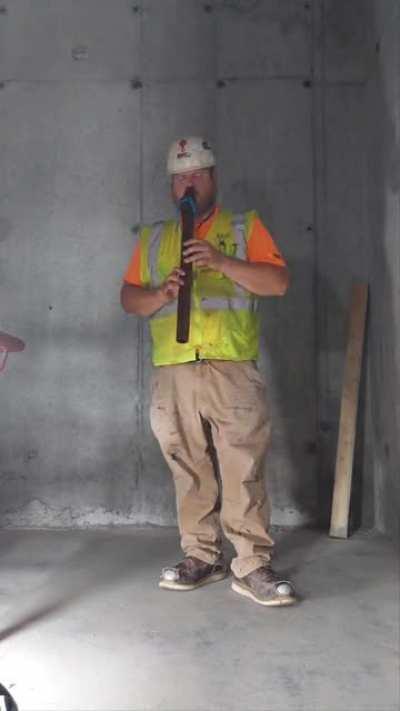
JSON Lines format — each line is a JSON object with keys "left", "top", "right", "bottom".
{"left": 0, "top": 528, "right": 177, "bottom": 643}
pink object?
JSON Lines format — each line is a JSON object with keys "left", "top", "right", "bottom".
{"left": 0, "top": 331, "right": 25, "bottom": 373}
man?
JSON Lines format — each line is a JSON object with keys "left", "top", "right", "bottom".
{"left": 121, "top": 137, "right": 296, "bottom": 607}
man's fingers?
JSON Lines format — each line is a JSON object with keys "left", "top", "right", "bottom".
{"left": 183, "top": 243, "right": 208, "bottom": 256}
{"left": 171, "top": 272, "right": 185, "bottom": 281}
{"left": 166, "top": 268, "right": 185, "bottom": 286}
{"left": 166, "top": 279, "right": 184, "bottom": 289}
{"left": 185, "top": 256, "right": 209, "bottom": 267}
{"left": 184, "top": 253, "right": 210, "bottom": 265}
{"left": 163, "top": 283, "right": 180, "bottom": 300}
{"left": 184, "top": 246, "right": 211, "bottom": 263}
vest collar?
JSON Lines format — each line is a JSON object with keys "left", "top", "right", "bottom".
{"left": 195, "top": 205, "right": 220, "bottom": 239}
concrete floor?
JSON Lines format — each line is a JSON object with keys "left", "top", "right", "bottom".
{"left": 0, "top": 527, "right": 398, "bottom": 711}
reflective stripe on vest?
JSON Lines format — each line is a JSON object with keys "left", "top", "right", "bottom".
{"left": 149, "top": 295, "right": 255, "bottom": 320}
{"left": 148, "top": 222, "right": 164, "bottom": 287}
{"left": 231, "top": 213, "right": 251, "bottom": 301}
{"left": 200, "top": 296, "right": 257, "bottom": 311}
{"left": 231, "top": 213, "right": 247, "bottom": 260}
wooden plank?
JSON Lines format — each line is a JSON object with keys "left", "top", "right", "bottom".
{"left": 329, "top": 283, "right": 368, "bottom": 539}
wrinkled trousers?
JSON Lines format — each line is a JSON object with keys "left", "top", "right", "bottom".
{"left": 150, "top": 359, "right": 275, "bottom": 578}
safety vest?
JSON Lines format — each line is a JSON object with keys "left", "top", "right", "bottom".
{"left": 139, "top": 208, "right": 260, "bottom": 366}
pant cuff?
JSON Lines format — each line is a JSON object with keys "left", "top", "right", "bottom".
{"left": 231, "top": 554, "right": 272, "bottom": 579}
{"left": 184, "top": 547, "right": 222, "bottom": 565}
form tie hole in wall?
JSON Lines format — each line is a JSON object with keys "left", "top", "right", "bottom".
{"left": 384, "top": 443, "right": 390, "bottom": 460}
{"left": 131, "top": 78, "right": 143, "bottom": 90}
{"left": 319, "top": 421, "right": 333, "bottom": 434}
{"left": 0, "top": 6, "right": 8, "bottom": 15}
{"left": 305, "top": 441, "right": 318, "bottom": 456}
{"left": 71, "top": 45, "right": 89, "bottom": 61}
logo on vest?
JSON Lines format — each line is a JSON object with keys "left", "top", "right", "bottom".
{"left": 217, "top": 234, "right": 237, "bottom": 257}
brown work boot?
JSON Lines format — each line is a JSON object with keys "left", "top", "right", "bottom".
{"left": 232, "top": 564, "right": 297, "bottom": 607}
{"left": 159, "top": 555, "right": 229, "bottom": 591}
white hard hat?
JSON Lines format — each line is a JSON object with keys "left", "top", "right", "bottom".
{"left": 167, "top": 136, "right": 216, "bottom": 175}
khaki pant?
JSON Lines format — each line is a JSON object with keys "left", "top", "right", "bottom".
{"left": 150, "top": 360, "right": 275, "bottom": 578}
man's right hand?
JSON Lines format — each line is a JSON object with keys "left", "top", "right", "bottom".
{"left": 120, "top": 268, "right": 185, "bottom": 317}
{"left": 158, "top": 267, "right": 185, "bottom": 303}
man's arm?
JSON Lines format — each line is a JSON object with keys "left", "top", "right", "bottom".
{"left": 182, "top": 241, "right": 289, "bottom": 296}
{"left": 218, "top": 258, "right": 289, "bottom": 296}
{"left": 120, "top": 268, "right": 184, "bottom": 317}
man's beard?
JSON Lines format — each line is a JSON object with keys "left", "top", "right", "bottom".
{"left": 192, "top": 191, "right": 216, "bottom": 220}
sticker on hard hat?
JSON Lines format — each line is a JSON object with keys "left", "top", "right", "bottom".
{"left": 167, "top": 136, "right": 215, "bottom": 174}
{"left": 177, "top": 139, "right": 190, "bottom": 159}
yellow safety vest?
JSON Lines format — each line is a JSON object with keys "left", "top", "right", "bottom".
{"left": 139, "top": 208, "right": 260, "bottom": 366}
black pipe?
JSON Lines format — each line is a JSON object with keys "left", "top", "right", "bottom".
{"left": 176, "top": 187, "right": 196, "bottom": 343}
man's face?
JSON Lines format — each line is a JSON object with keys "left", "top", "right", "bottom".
{"left": 171, "top": 168, "right": 217, "bottom": 217}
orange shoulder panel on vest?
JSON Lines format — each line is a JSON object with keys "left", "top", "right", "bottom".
{"left": 247, "top": 216, "right": 286, "bottom": 267}
{"left": 123, "top": 242, "right": 142, "bottom": 286}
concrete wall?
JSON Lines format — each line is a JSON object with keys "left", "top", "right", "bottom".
{"left": 314, "top": 0, "right": 400, "bottom": 540}
{"left": 313, "top": 0, "right": 372, "bottom": 528}
{"left": 0, "top": 1, "right": 397, "bottom": 536}
{"left": 362, "top": 0, "right": 400, "bottom": 540}
{"left": 0, "top": 1, "right": 318, "bottom": 528}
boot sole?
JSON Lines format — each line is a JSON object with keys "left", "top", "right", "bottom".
{"left": 159, "top": 570, "right": 229, "bottom": 591}
{"left": 231, "top": 580, "right": 297, "bottom": 607}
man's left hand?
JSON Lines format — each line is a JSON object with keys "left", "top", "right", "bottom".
{"left": 183, "top": 239, "right": 225, "bottom": 271}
